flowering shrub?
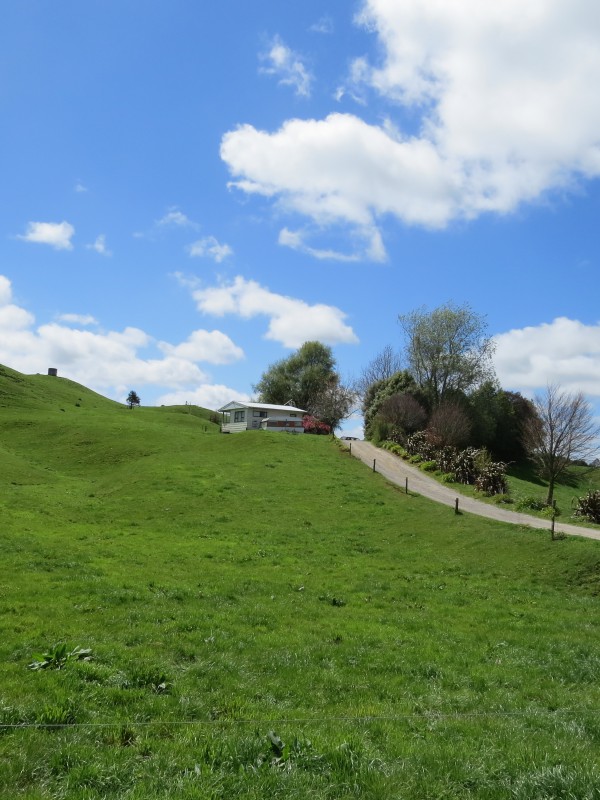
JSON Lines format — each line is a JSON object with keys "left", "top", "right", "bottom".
{"left": 573, "top": 490, "right": 600, "bottom": 523}
{"left": 302, "top": 415, "right": 331, "bottom": 435}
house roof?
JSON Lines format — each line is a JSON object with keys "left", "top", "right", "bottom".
{"left": 217, "top": 400, "right": 307, "bottom": 414}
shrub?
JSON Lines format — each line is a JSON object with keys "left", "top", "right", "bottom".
{"left": 421, "top": 460, "right": 437, "bottom": 472}
{"left": 409, "top": 454, "right": 422, "bottom": 464}
{"left": 371, "top": 417, "right": 390, "bottom": 444}
{"left": 474, "top": 460, "right": 508, "bottom": 495}
{"left": 516, "top": 496, "right": 548, "bottom": 512}
{"left": 573, "top": 490, "right": 600, "bottom": 523}
{"left": 451, "top": 448, "right": 481, "bottom": 485}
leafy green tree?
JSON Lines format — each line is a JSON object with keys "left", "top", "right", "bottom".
{"left": 126, "top": 390, "right": 140, "bottom": 410}
{"left": 255, "top": 341, "right": 353, "bottom": 430}
{"left": 362, "top": 370, "right": 420, "bottom": 440}
{"left": 399, "top": 302, "right": 495, "bottom": 406}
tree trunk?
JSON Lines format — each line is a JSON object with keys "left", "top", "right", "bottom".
{"left": 545, "top": 477, "right": 555, "bottom": 506}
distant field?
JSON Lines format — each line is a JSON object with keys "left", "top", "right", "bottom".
{"left": 1, "top": 366, "right": 600, "bottom": 799}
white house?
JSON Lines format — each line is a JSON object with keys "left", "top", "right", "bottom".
{"left": 217, "top": 401, "right": 307, "bottom": 434}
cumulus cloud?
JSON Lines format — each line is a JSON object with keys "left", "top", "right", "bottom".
{"left": 187, "top": 236, "right": 233, "bottom": 262}
{"left": 0, "top": 274, "right": 247, "bottom": 402}
{"left": 17, "top": 221, "right": 75, "bottom": 250}
{"left": 86, "top": 234, "right": 112, "bottom": 257}
{"left": 155, "top": 385, "right": 251, "bottom": 411}
{"left": 259, "top": 35, "right": 312, "bottom": 97}
{"left": 222, "top": 1, "right": 600, "bottom": 254}
{"left": 158, "top": 329, "right": 244, "bottom": 364}
{"left": 190, "top": 275, "right": 359, "bottom": 348}
{"left": 494, "top": 318, "right": 600, "bottom": 397}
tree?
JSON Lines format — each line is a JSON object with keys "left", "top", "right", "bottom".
{"left": 126, "top": 390, "right": 140, "bottom": 410}
{"left": 399, "top": 302, "right": 495, "bottom": 406}
{"left": 254, "top": 341, "right": 353, "bottom": 429}
{"left": 355, "top": 344, "right": 403, "bottom": 399}
{"left": 427, "top": 401, "right": 472, "bottom": 449}
{"left": 361, "top": 370, "right": 420, "bottom": 440}
{"left": 522, "top": 384, "right": 599, "bottom": 505}
{"left": 379, "top": 393, "right": 427, "bottom": 435}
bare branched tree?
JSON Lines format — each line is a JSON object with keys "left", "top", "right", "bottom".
{"left": 522, "top": 384, "right": 599, "bottom": 505}
{"left": 355, "top": 345, "right": 403, "bottom": 399}
{"left": 428, "top": 402, "right": 472, "bottom": 449}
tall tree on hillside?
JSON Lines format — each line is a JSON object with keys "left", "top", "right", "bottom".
{"left": 522, "top": 384, "right": 599, "bottom": 505}
{"left": 399, "top": 302, "right": 495, "bottom": 406}
{"left": 126, "top": 390, "right": 141, "bottom": 410}
{"left": 255, "top": 341, "right": 354, "bottom": 429}
{"left": 355, "top": 344, "right": 403, "bottom": 399}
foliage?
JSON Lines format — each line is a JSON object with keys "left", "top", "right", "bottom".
{"left": 255, "top": 341, "right": 354, "bottom": 431}
{"left": 427, "top": 401, "right": 472, "bottom": 449}
{"left": 362, "top": 371, "right": 420, "bottom": 440}
{"left": 302, "top": 415, "right": 331, "bottom": 435}
{"left": 516, "top": 496, "right": 548, "bottom": 512}
{"left": 522, "top": 383, "right": 599, "bottom": 504}
{"left": 573, "top": 490, "right": 600, "bottom": 523}
{"left": 378, "top": 392, "right": 426, "bottom": 438}
{"left": 451, "top": 447, "right": 481, "bottom": 485}
{"left": 126, "top": 390, "right": 140, "bottom": 410}
{"left": 28, "top": 644, "right": 92, "bottom": 671}
{"left": 399, "top": 301, "right": 496, "bottom": 405}
{"left": 254, "top": 341, "right": 335, "bottom": 412}
{"left": 474, "top": 460, "right": 508, "bottom": 495}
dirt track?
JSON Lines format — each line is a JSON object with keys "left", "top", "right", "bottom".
{"left": 344, "top": 440, "right": 600, "bottom": 542}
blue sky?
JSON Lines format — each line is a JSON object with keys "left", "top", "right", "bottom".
{"left": 1, "top": 1, "right": 599, "bottom": 438}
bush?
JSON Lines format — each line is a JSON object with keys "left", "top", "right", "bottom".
{"left": 451, "top": 448, "right": 480, "bottom": 485}
{"left": 371, "top": 418, "right": 390, "bottom": 444}
{"left": 440, "top": 472, "right": 456, "bottom": 483}
{"left": 475, "top": 461, "right": 507, "bottom": 495}
{"left": 573, "top": 490, "right": 600, "bottom": 523}
{"left": 421, "top": 460, "right": 437, "bottom": 472}
{"left": 516, "top": 496, "right": 548, "bottom": 512}
{"left": 409, "top": 454, "right": 422, "bottom": 464}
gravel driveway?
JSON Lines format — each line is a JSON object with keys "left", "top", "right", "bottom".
{"left": 344, "top": 440, "right": 600, "bottom": 542}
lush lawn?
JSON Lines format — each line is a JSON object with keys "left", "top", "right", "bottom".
{"left": 1, "top": 367, "right": 600, "bottom": 798}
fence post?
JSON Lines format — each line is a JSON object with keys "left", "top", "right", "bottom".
{"left": 455, "top": 497, "right": 459, "bottom": 515}
{"left": 349, "top": 442, "right": 352, "bottom": 456}
{"left": 405, "top": 477, "right": 408, "bottom": 494}
{"left": 373, "top": 459, "right": 376, "bottom": 473}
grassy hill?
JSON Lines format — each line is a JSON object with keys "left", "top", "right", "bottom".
{"left": 1, "top": 366, "right": 600, "bottom": 798}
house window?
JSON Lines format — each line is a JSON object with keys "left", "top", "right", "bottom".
{"left": 234, "top": 410, "right": 245, "bottom": 422}
{"left": 289, "top": 413, "right": 297, "bottom": 417}
{"left": 253, "top": 411, "right": 268, "bottom": 417}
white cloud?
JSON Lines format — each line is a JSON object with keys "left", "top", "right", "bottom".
{"left": 310, "top": 16, "right": 333, "bottom": 35}
{"left": 187, "top": 236, "right": 233, "bottom": 262}
{"left": 155, "top": 385, "right": 251, "bottom": 411}
{"left": 259, "top": 35, "right": 312, "bottom": 98}
{"left": 158, "top": 329, "right": 244, "bottom": 364}
{"left": 57, "top": 313, "right": 98, "bottom": 326}
{"left": 157, "top": 208, "right": 196, "bottom": 228}
{"left": 494, "top": 318, "right": 600, "bottom": 397}
{"left": 17, "top": 221, "right": 75, "bottom": 251}
{"left": 222, "top": 2, "right": 600, "bottom": 252}
{"left": 86, "top": 234, "right": 112, "bottom": 257}
{"left": 0, "top": 274, "right": 249, "bottom": 402}
{"left": 278, "top": 225, "right": 385, "bottom": 262}
{"left": 190, "top": 275, "right": 358, "bottom": 348}
{"left": 74, "top": 181, "right": 88, "bottom": 193}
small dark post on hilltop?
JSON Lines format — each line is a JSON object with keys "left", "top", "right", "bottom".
{"left": 127, "top": 390, "right": 141, "bottom": 410}
{"left": 48, "top": 368, "right": 58, "bottom": 377}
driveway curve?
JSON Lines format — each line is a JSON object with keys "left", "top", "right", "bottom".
{"left": 344, "top": 440, "right": 600, "bottom": 542}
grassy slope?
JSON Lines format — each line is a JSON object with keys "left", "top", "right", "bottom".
{"left": 1, "top": 366, "right": 600, "bottom": 798}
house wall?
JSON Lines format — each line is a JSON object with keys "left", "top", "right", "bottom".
{"left": 221, "top": 406, "right": 305, "bottom": 433}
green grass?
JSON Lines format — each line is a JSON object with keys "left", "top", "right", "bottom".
{"left": 2, "top": 366, "right": 600, "bottom": 798}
